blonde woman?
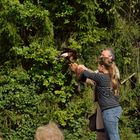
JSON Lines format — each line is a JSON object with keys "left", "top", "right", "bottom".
{"left": 85, "top": 48, "right": 120, "bottom": 140}
{"left": 70, "top": 57, "right": 122, "bottom": 140}
{"left": 35, "top": 122, "right": 64, "bottom": 140}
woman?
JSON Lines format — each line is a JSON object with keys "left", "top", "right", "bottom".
{"left": 70, "top": 57, "right": 122, "bottom": 140}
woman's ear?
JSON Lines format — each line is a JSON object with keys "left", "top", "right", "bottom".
{"left": 102, "top": 65, "right": 105, "bottom": 69}
{"left": 102, "top": 65, "right": 106, "bottom": 71}
{"left": 99, "top": 65, "right": 104, "bottom": 72}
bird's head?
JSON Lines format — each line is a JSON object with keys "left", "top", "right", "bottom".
{"left": 59, "top": 48, "right": 77, "bottom": 63}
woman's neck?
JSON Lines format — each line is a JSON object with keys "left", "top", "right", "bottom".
{"left": 103, "top": 70, "right": 109, "bottom": 74}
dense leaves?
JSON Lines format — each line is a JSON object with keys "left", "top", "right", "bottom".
{"left": 0, "top": 0, "right": 140, "bottom": 140}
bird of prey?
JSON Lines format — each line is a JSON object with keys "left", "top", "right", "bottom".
{"left": 59, "top": 47, "right": 77, "bottom": 63}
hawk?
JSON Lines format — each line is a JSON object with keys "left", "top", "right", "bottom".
{"left": 59, "top": 47, "right": 77, "bottom": 63}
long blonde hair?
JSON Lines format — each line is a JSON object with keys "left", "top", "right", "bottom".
{"left": 98, "top": 57, "right": 120, "bottom": 96}
{"left": 35, "top": 122, "right": 64, "bottom": 140}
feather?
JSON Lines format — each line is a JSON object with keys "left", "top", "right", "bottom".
{"left": 60, "top": 53, "right": 69, "bottom": 57}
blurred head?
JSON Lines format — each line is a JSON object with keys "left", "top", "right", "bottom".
{"left": 100, "top": 48, "right": 115, "bottom": 61}
{"left": 35, "top": 122, "right": 64, "bottom": 140}
{"left": 97, "top": 57, "right": 112, "bottom": 73}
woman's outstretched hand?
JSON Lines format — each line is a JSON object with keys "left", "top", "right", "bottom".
{"left": 69, "top": 63, "right": 78, "bottom": 73}
{"left": 69, "top": 63, "right": 87, "bottom": 77}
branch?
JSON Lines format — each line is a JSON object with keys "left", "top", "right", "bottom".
{"left": 121, "top": 73, "right": 136, "bottom": 85}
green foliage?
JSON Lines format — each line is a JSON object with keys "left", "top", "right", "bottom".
{"left": 108, "top": 19, "right": 140, "bottom": 74}
{"left": 0, "top": 0, "right": 140, "bottom": 139}
{"left": 119, "top": 84, "right": 140, "bottom": 140}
